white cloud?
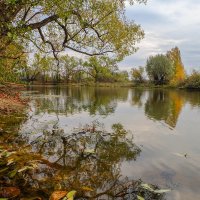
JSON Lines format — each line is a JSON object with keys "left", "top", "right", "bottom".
{"left": 120, "top": 0, "right": 200, "bottom": 72}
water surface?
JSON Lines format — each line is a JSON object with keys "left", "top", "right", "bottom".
{"left": 2, "top": 86, "right": 200, "bottom": 199}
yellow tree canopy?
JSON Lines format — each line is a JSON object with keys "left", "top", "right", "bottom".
{"left": 166, "top": 47, "right": 185, "bottom": 83}
{"left": 0, "top": 0, "right": 147, "bottom": 60}
{"left": 0, "top": 40, "right": 27, "bottom": 83}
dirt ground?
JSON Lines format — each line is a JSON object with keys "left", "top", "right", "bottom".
{"left": 0, "top": 87, "right": 27, "bottom": 114}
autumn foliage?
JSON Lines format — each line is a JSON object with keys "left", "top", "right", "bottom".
{"left": 167, "top": 47, "right": 185, "bottom": 84}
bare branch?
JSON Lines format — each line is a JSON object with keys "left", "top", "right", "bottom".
{"left": 25, "top": 11, "right": 43, "bottom": 23}
{"left": 38, "top": 27, "right": 60, "bottom": 66}
{"left": 63, "top": 44, "right": 113, "bottom": 56}
{"left": 55, "top": 19, "right": 69, "bottom": 46}
{"left": 22, "top": 6, "right": 31, "bottom": 21}
{"left": 25, "top": 14, "right": 58, "bottom": 30}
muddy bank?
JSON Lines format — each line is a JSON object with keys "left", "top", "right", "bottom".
{"left": 0, "top": 85, "right": 27, "bottom": 114}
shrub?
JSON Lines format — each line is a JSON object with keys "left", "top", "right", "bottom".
{"left": 181, "top": 70, "right": 200, "bottom": 89}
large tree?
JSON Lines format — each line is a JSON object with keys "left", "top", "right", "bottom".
{"left": 0, "top": 41, "right": 26, "bottom": 83}
{"left": 59, "top": 55, "right": 82, "bottom": 83}
{"left": 166, "top": 47, "right": 185, "bottom": 83}
{"left": 0, "top": 0, "right": 146, "bottom": 62}
{"left": 146, "top": 54, "right": 173, "bottom": 85}
{"left": 20, "top": 53, "right": 48, "bottom": 83}
{"left": 83, "top": 56, "right": 118, "bottom": 82}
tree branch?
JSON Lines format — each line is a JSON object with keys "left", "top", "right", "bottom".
{"left": 22, "top": 6, "right": 31, "bottom": 21}
{"left": 25, "top": 14, "right": 58, "bottom": 30}
{"left": 63, "top": 45, "right": 113, "bottom": 56}
{"left": 25, "top": 11, "right": 43, "bottom": 23}
{"left": 38, "top": 27, "right": 60, "bottom": 67}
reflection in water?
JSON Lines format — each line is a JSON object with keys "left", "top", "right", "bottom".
{"left": 28, "top": 123, "right": 141, "bottom": 198}
{"left": 1, "top": 87, "right": 200, "bottom": 199}
{"left": 0, "top": 112, "right": 26, "bottom": 147}
{"left": 144, "top": 90, "right": 184, "bottom": 128}
{"left": 143, "top": 89, "right": 200, "bottom": 128}
{"left": 183, "top": 90, "right": 200, "bottom": 107}
{"left": 131, "top": 89, "right": 145, "bottom": 107}
{"left": 30, "top": 87, "right": 129, "bottom": 116}
{"left": 0, "top": 121, "right": 166, "bottom": 199}
{"left": 25, "top": 87, "right": 200, "bottom": 130}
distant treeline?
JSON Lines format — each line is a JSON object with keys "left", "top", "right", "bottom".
{"left": 1, "top": 45, "right": 200, "bottom": 89}
{"left": 1, "top": 54, "right": 129, "bottom": 85}
{"left": 131, "top": 47, "right": 200, "bottom": 89}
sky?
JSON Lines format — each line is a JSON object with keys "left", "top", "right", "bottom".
{"left": 119, "top": 0, "right": 200, "bottom": 73}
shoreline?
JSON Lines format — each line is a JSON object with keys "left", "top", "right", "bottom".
{"left": 28, "top": 82, "right": 200, "bottom": 90}
{"left": 0, "top": 84, "right": 28, "bottom": 114}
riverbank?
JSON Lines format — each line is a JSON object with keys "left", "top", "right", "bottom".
{"left": 0, "top": 84, "right": 27, "bottom": 114}
{"left": 0, "top": 93, "right": 26, "bottom": 114}
{"left": 30, "top": 81, "right": 170, "bottom": 88}
{"left": 30, "top": 82, "right": 184, "bottom": 90}
{"left": 25, "top": 80, "right": 200, "bottom": 91}
{"left": 31, "top": 81, "right": 134, "bottom": 88}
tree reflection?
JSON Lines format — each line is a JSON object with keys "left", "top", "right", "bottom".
{"left": 29, "top": 87, "right": 128, "bottom": 117}
{"left": 180, "top": 90, "right": 200, "bottom": 107}
{"left": 26, "top": 87, "right": 200, "bottom": 130}
{"left": 145, "top": 89, "right": 184, "bottom": 128}
{"left": 24, "top": 122, "right": 140, "bottom": 197}
{"left": 0, "top": 112, "right": 26, "bottom": 146}
{"left": 0, "top": 122, "right": 166, "bottom": 200}
{"left": 131, "top": 89, "right": 145, "bottom": 107}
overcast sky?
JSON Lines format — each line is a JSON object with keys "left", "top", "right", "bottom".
{"left": 119, "top": 0, "right": 200, "bottom": 73}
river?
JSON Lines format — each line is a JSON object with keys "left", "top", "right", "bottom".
{"left": 1, "top": 86, "right": 200, "bottom": 200}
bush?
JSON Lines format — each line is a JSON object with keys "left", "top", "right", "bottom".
{"left": 181, "top": 70, "right": 200, "bottom": 89}
{"left": 131, "top": 66, "right": 145, "bottom": 84}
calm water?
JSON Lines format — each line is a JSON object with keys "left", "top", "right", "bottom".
{"left": 2, "top": 86, "right": 200, "bottom": 199}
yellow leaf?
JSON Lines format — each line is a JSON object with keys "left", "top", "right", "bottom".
{"left": 66, "top": 190, "right": 76, "bottom": 200}
{"left": 137, "top": 195, "right": 144, "bottom": 200}
{"left": 82, "top": 186, "right": 94, "bottom": 191}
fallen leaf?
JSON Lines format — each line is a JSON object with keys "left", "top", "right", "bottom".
{"left": 141, "top": 183, "right": 154, "bottom": 192}
{"left": 8, "top": 169, "right": 18, "bottom": 178}
{"left": 154, "top": 189, "right": 171, "bottom": 193}
{"left": 0, "top": 187, "right": 20, "bottom": 198}
{"left": 82, "top": 186, "right": 94, "bottom": 191}
{"left": 49, "top": 191, "right": 67, "bottom": 200}
{"left": 66, "top": 190, "right": 76, "bottom": 200}
{"left": 137, "top": 195, "right": 144, "bottom": 200}
{"left": 84, "top": 149, "right": 95, "bottom": 154}
{"left": 141, "top": 183, "right": 171, "bottom": 194}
